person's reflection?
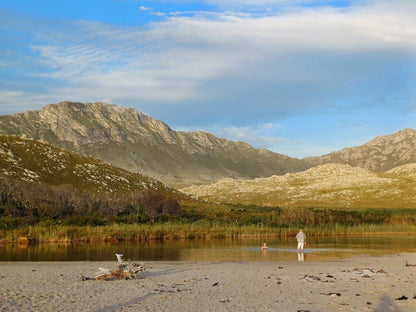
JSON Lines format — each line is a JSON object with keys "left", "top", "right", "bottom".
{"left": 261, "top": 242, "right": 268, "bottom": 257}
{"left": 297, "top": 251, "right": 304, "bottom": 262}
{"left": 262, "top": 249, "right": 268, "bottom": 257}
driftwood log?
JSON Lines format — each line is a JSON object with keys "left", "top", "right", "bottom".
{"left": 93, "top": 254, "right": 145, "bottom": 281}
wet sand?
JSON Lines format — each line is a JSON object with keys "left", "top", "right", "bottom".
{"left": 1, "top": 253, "right": 416, "bottom": 311}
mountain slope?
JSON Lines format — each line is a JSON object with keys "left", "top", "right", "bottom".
{"left": 181, "top": 163, "right": 416, "bottom": 208}
{"left": 0, "top": 102, "right": 308, "bottom": 187}
{"left": 304, "top": 128, "right": 416, "bottom": 171}
{"left": 0, "top": 134, "right": 174, "bottom": 195}
{"left": 1, "top": 101, "right": 416, "bottom": 188}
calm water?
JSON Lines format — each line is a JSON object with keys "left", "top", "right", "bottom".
{"left": 1, "top": 235, "right": 416, "bottom": 262}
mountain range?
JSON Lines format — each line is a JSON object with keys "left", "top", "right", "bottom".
{"left": 1, "top": 102, "right": 416, "bottom": 189}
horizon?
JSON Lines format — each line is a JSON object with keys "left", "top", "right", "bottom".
{"left": 1, "top": 0, "right": 415, "bottom": 158}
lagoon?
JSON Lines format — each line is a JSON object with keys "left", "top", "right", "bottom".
{"left": 1, "top": 235, "right": 416, "bottom": 262}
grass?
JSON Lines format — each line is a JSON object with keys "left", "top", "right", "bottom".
{"left": 3, "top": 135, "right": 416, "bottom": 244}
{"left": 3, "top": 193, "right": 416, "bottom": 244}
{"left": 2, "top": 221, "right": 416, "bottom": 244}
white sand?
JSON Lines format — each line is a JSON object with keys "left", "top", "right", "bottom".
{"left": 1, "top": 253, "right": 416, "bottom": 311}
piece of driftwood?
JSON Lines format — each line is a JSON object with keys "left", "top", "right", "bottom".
{"left": 93, "top": 254, "right": 145, "bottom": 281}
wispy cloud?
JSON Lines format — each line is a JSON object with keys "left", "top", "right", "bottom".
{"left": 178, "top": 122, "right": 346, "bottom": 158}
{"left": 139, "top": 5, "right": 167, "bottom": 16}
{"left": 4, "top": 2, "right": 416, "bottom": 100}
{"left": 1, "top": 0, "right": 416, "bottom": 156}
{"left": 139, "top": 6, "right": 152, "bottom": 11}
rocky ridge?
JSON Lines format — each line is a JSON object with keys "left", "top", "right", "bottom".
{"left": 304, "top": 128, "right": 416, "bottom": 171}
{"left": 181, "top": 163, "right": 416, "bottom": 208}
{"left": 0, "top": 101, "right": 416, "bottom": 188}
{"left": 0, "top": 102, "right": 308, "bottom": 187}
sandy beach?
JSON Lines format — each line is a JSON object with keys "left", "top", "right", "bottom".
{"left": 1, "top": 253, "right": 416, "bottom": 312}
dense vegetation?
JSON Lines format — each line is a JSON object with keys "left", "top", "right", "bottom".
{"left": 1, "top": 134, "right": 416, "bottom": 243}
{"left": 1, "top": 175, "right": 416, "bottom": 243}
{"left": 0, "top": 176, "right": 186, "bottom": 227}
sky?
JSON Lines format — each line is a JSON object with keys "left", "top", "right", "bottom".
{"left": 0, "top": 0, "right": 415, "bottom": 158}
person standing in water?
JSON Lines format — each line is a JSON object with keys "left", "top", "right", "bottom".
{"left": 261, "top": 243, "right": 268, "bottom": 250}
{"left": 296, "top": 229, "right": 306, "bottom": 253}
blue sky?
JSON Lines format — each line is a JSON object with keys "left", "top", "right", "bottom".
{"left": 1, "top": 0, "right": 415, "bottom": 158}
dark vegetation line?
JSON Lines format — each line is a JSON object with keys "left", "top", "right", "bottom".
{"left": 0, "top": 176, "right": 186, "bottom": 227}
{"left": 1, "top": 175, "right": 416, "bottom": 243}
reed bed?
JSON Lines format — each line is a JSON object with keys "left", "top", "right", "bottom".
{"left": 2, "top": 222, "right": 416, "bottom": 244}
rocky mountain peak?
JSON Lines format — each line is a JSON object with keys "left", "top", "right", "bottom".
{"left": 1, "top": 101, "right": 415, "bottom": 187}
{"left": 0, "top": 101, "right": 308, "bottom": 186}
{"left": 2, "top": 101, "right": 178, "bottom": 147}
{"left": 304, "top": 128, "right": 416, "bottom": 172}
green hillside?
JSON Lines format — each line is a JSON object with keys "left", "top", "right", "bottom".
{"left": 0, "top": 135, "right": 173, "bottom": 195}
{"left": 0, "top": 135, "right": 242, "bottom": 225}
{"left": 0, "top": 135, "right": 194, "bottom": 227}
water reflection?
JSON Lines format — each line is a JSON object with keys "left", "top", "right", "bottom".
{"left": 1, "top": 235, "right": 416, "bottom": 262}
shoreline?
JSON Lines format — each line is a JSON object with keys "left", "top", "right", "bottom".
{"left": 2, "top": 253, "right": 416, "bottom": 311}
{"left": 2, "top": 222, "right": 416, "bottom": 245}
{"left": 3, "top": 230, "right": 416, "bottom": 246}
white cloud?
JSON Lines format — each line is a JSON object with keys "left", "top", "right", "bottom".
{"left": 219, "top": 124, "right": 288, "bottom": 148}
{"left": 0, "top": 91, "right": 58, "bottom": 115}
{"left": 215, "top": 123, "right": 282, "bottom": 141}
{"left": 139, "top": 6, "right": 152, "bottom": 11}
{"left": 30, "top": 2, "right": 416, "bottom": 104}
{"left": 178, "top": 122, "right": 335, "bottom": 158}
{"left": 139, "top": 5, "right": 166, "bottom": 16}
{"left": 151, "top": 11, "right": 167, "bottom": 16}
{"left": 2, "top": 0, "right": 416, "bottom": 157}
{"left": 179, "top": 122, "right": 286, "bottom": 147}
